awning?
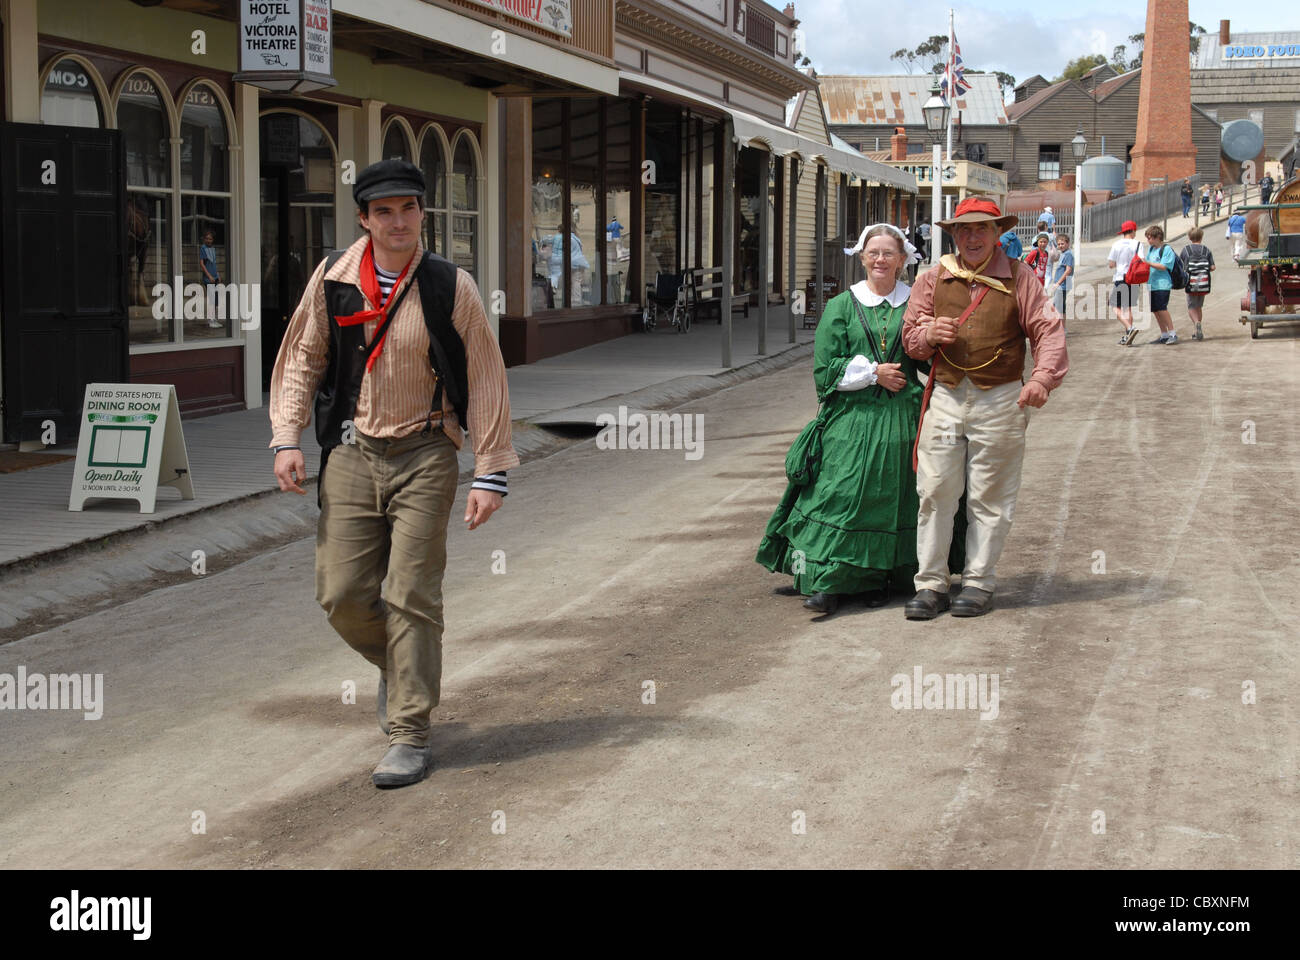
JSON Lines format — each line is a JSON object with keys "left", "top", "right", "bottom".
{"left": 619, "top": 71, "right": 916, "bottom": 194}
{"left": 336, "top": 0, "right": 622, "bottom": 95}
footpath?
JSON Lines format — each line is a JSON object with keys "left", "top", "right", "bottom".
{"left": 0, "top": 313, "right": 812, "bottom": 633}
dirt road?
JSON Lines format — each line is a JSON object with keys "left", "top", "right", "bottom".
{"left": 2, "top": 231, "right": 1295, "bottom": 868}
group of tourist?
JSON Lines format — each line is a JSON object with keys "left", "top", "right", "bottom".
{"left": 1106, "top": 219, "right": 1216, "bottom": 345}
{"left": 757, "top": 198, "right": 1067, "bottom": 620}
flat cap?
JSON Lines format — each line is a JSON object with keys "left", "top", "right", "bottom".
{"left": 353, "top": 159, "right": 425, "bottom": 207}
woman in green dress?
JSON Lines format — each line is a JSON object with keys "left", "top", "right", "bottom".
{"left": 756, "top": 224, "right": 962, "bottom": 615}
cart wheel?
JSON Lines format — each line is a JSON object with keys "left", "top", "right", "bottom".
{"left": 682, "top": 310, "right": 691, "bottom": 334}
{"left": 1250, "top": 321, "right": 1260, "bottom": 339}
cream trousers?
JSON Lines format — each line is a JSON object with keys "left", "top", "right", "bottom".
{"left": 915, "top": 378, "right": 1028, "bottom": 594}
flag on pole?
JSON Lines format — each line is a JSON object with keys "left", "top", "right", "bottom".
{"left": 940, "top": 33, "right": 971, "bottom": 101}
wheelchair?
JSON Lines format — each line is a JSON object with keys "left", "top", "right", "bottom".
{"left": 642, "top": 271, "right": 695, "bottom": 334}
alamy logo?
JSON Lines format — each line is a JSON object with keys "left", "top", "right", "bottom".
{"left": 151, "top": 278, "right": 260, "bottom": 329}
{"left": 0, "top": 667, "right": 103, "bottom": 720}
{"left": 50, "top": 891, "right": 150, "bottom": 940}
{"left": 595, "top": 405, "right": 704, "bottom": 461}
{"left": 891, "top": 665, "right": 999, "bottom": 720}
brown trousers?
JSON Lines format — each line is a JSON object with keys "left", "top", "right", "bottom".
{"left": 315, "top": 429, "right": 458, "bottom": 747}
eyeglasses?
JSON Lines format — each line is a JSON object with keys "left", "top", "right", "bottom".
{"left": 863, "top": 251, "right": 900, "bottom": 261}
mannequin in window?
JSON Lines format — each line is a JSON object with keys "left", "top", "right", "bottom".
{"left": 546, "top": 207, "right": 589, "bottom": 305}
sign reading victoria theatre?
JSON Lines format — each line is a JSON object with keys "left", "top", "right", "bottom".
{"left": 234, "top": 0, "right": 335, "bottom": 92}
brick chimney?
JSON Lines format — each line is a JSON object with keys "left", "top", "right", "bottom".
{"left": 1130, "top": 0, "right": 1197, "bottom": 191}
{"left": 890, "top": 126, "right": 908, "bottom": 161}
{"left": 1219, "top": 19, "right": 1230, "bottom": 45}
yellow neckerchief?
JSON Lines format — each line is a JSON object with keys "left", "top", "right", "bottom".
{"left": 939, "top": 251, "right": 1012, "bottom": 296}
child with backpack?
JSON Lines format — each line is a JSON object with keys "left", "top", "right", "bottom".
{"left": 1180, "top": 226, "right": 1215, "bottom": 341}
{"left": 1143, "top": 224, "right": 1180, "bottom": 344}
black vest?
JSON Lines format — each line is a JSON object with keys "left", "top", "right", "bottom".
{"left": 313, "top": 249, "right": 469, "bottom": 485}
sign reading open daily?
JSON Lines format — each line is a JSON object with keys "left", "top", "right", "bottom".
{"left": 68, "top": 384, "right": 194, "bottom": 514}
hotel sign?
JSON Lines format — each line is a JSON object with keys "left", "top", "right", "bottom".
{"left": 234, "top": 0, "right": 336, "bottom": 93}
{"left": 467, "top": 0, "right": 573, "bottom": 39}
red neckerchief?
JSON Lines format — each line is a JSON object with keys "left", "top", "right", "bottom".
{"left": 334, "top": 241, "right": 416, "bottom": 372}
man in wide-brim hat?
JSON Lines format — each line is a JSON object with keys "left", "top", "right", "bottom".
{"left": 900, "top": 197, "right": 1068, "bottom": 619}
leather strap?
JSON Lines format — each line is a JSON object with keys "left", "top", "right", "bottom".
{"left": 911, "top": 286, "right": 990, "bottom": 471}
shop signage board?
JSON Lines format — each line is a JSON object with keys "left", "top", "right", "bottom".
{"left": 466, "top": 0, "right": 573, "bottom": 38}
{"left": 234, "top": 0, "right": 335, "bottom": 92}
{"left": 68, "top": 384, "right": 194, "bottom": 515}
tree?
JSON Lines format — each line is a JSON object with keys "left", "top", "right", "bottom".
{"left": 1121, "top": 23, "right": 1202, "bottom": 70}
{"left": 967, "top": 69, "right": 1016, "bottom": 97}
{"left": 889, "top": 35, "right": 948, "bottom": 76}
{"left": 1057, "top": 53, "right": 1108, "bottom": 81}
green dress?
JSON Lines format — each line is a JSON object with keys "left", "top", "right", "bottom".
{"left": 756, "top": 284, "right": 964, "bottom": 595}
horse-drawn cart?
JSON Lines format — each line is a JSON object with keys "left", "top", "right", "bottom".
{"left": 1238, "top": 177, "right": 1300, "bottom": 340}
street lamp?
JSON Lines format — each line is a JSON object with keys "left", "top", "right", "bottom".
{"left": 1070, "top": 125, "right": 1087, "bottom": 267}
{"left": 922, "top": 83, "right": 950, "bottom": 265}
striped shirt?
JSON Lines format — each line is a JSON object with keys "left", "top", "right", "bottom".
{"left": 269, "top": 237, "right": 519, "bottom": 493}
{"left": 375, "top": 263, "right": 400, "bottom": 304}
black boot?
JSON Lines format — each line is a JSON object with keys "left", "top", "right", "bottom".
{"left": 904, "top": 589, "right": 950, "bottom": 620}
{"left": 803, "top": 592, "right": 840, "bottom": 614}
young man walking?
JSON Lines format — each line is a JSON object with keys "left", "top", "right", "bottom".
{"left": 269, "top": 159, "right": 518, "bottom": 788}
{"left": 901, "top": 198, "right": 1068, "bottom": 619}
{"left": 1108, "top": 221, "right": 1142, "bottom": 345}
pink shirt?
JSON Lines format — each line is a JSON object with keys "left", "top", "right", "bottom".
{"left": 903, "top": 248, "right": 1069, "bottom": 393}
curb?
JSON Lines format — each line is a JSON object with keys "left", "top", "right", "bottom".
{"left": 0, "top": 340, "right": 816, "bottom": 634}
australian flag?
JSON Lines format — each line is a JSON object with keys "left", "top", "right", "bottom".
{"left": 940, "top": 35, "right": 971, "bottom": 101}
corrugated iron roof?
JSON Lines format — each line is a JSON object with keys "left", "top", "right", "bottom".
{"left": 819, "top": 74, "right": 1009, "bottom": 127}
{"left": 1194, "top": 33, "right": 1300, "bottom": 69}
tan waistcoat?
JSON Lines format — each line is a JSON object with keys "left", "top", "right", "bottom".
{"left": 931, "top": 262, "right": 1027, "bottom": 389}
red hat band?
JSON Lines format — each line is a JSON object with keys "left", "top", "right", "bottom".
{"left": 952, "top": 197, "right": 1004, "bottom": 220}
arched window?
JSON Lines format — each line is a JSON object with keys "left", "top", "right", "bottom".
{"left": 181, "top": 83, "right": 232, "bottom": 340}
{"left": 41, "top": 58, "right": 102, "bottom": 128}
{"left": 382, "top": 119, "right": 413, "bottom": 163}
{"left": 418, "top": 126, "right": 448, "bottom": 257}
{"left": 118, "top": 71, "right": 173, "bottom": 343}
{"left": 451, "top": 132, "right": 480, "bottom": 283}
{"left": 259, "top": 112, "right": 336, "bottom": 326}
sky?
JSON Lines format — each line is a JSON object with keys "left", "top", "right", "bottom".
{"left": 794, "top": 0, "right": 1294, "bottom": 88}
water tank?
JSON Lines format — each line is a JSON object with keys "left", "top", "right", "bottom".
{"left": 1221, "top": 118, "right": 1264, "bottom": 162}
{"left": 1080, "top": 155, "right": 1127, "bottom": 196}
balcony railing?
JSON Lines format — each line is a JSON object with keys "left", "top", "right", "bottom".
{"left": 745, "top": 8, "right": 775, "bottom": 56}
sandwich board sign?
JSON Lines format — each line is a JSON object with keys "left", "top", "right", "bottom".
{"left": 68, "top": 384, "right": 194, "bottom": 514}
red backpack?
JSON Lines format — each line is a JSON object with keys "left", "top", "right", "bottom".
{"left": 1123, "top": 242, "right": 1150, "bottom": 285}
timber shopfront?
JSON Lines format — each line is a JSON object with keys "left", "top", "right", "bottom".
{"left": 496, "top": 0, "right": 915, "bottom": 368}
{"left": 0, "top": 0, "right": 618, "bottom": 445}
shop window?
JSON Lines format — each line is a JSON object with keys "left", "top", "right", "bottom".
{"left": 451, "top": 134, "right": 480, "bottom": 285}
{"left": 382, "top": 120, "right": 413, "bottom": 163}
{"left": 569, "top": 99, "right": 600, "bottom": 307}
{"left": 181, "top": 84, "right": 232, "bottom": 341}
{"left": 41, "top": 58, "right": 101, "bottom": 128}
{"left": 419, "top": 127, "right": 448, "bottom": 258}
{"left": 605, "top": 100, "right": 633, "bottom": 304}
{"left": 645, "top": 103, "right": 681, "bottom": 283}
{"left": 1037, "top": 144, "right": 1060, "bottom": 181}
{"left": 119, "top": 72, "right": 174, "bottom": 344}
{"left": 532, "top": 99, "right": 565, "bottom": 309}
{"left": 260, "top": 113, "right": 336, "bottom": 327}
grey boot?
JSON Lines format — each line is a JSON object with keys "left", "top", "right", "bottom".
{"left": 371, "top": 744, "right": 434, "bottom": 789}
{"left": 377, "top": 672, "right": 391, "bottom": 736}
